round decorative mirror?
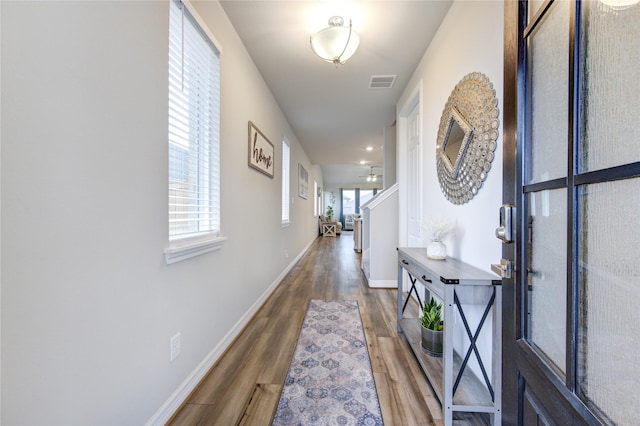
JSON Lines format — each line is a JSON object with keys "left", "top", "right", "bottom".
{"left": 436, "top": 72, "right": 499, "bottom": 204}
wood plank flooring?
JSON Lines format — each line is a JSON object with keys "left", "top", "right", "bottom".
{"left": 168, "top": 233, "right": 444, "bottom": 426}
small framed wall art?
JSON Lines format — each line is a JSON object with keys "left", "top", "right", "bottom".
{"left": 298, "top": 163, "right": 309, "bottom": 199}
{"left": 248, "top": 121, "right": 274, "bottom": 178}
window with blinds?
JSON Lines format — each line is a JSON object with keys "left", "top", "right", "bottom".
{"left": 168, "top": 0, "right": 220, "bottom": 240}
{"left": 282, "top": 138, "right": 290, "bottom": 224}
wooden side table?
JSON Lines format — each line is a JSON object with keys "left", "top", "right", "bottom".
{"left": 322, "top": 223, "right": 336, "bottom": 237}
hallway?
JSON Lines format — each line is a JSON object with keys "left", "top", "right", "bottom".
{"left": 169, "top": 233, "right": 443, "bottom": 425}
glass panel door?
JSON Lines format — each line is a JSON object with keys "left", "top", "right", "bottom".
{"left": 527, "top": 189, "right": 567, "bottom": 375}
{"left": 523, "top": 0, "right": 570, "bottom": 378}
{"left": 576, "top": 2, "right": 640, "bottom": 423}
{"left": 526, "top": 0, "right": 570, "bottom": 185}
{"left": 503, "top": 1, "right": 640, "bottom": 423}
{"left": 578, "top": 0, "right": 640, "bottom": 172}
{"left": 578, "top": 178, "right": 640, "bottom": 425}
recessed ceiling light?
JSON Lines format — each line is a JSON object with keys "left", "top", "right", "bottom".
{"left": 366, "top": 146, "right": 373, "bottom": 151}
{"left": 360, "top": 160, "right": 366, "bottom": 164}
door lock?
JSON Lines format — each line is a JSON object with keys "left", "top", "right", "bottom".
{"left": 495, "top": 204, "right": 515, "bottom": 243}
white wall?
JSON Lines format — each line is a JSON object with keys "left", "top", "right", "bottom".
{"left": 396, "top": 0, "right": 504, "bottom": 381}
{"left": 398, "top": 0, "right": 504, "bottom": 271}
{"left": 383, "top": 124, "right": 397, "bottom": 188}
{"left": 0, "top": 1, "right": 318, "bottom": 424}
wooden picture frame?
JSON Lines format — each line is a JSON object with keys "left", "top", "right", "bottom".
{"left": 298, "top": 163, "right": 309, "bottom": 199}
{"left": 248, "top": 121, "right": 274, "bottom": 178}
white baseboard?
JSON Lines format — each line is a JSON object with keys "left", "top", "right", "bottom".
{"left": 146, "top": 240, "right": 314, "bottom": 426}
{"left": 366, "top": 279, "right": 397, "bottom": 289}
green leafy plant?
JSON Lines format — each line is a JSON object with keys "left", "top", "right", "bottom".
{"left": 326, "top": 205, "right": 334, "bottom": 219}
{"left": 421, "top": 297, "right": 444, "bottom": 331}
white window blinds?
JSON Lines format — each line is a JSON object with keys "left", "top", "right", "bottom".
{"left": 282, "top": 139, "right": 290, "bottom": 224}
{"left": 168, "top": 0, "right": 220, "bottom": 239}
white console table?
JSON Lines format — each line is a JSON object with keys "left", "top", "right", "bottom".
{"left": 397, "top": 247, "right": 502, "bottom": 425}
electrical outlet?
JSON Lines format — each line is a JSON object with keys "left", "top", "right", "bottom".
{"left": 170, "top": 333, "right": 181, "bottom": 362}
{"left": 284, "top": 250, "right": 289, "bottom": 259}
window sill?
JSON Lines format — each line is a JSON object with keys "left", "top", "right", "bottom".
{"left": 164, "top": 235, "right": 227, "bottom": 265}
{"left": 282, "top": 221, "right": 291, "bottom": 228}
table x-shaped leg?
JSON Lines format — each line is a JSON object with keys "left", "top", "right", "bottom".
{"left": 402, "top": 273, "right": 423, "bottom": 314}
{"left": 452, "top": 287, "right": 496, "bottom": 402}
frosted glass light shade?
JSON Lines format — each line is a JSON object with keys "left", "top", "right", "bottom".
{"left": 599, "top": 0, "right": 639, "bottom": 9}
{"left": 310, "top": 17, "right": 360, "bottom": 65}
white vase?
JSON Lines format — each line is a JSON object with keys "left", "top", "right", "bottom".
{"left": 427, "top": 240, "right": 447, "bottom": 260}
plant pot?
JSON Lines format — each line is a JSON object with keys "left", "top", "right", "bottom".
{"left": 427, "top": 241, "right": 447, "bottom": 260}
{"left": 421, "top": 325, "right": 443, "bottom": 357}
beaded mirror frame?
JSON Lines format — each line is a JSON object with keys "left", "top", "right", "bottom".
{"left": 436, "top": 72, "right": 500, "bottom": 204}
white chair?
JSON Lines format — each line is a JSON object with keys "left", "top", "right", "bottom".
{"left": 344, "top": 214, "right": 354, "bottom": 231}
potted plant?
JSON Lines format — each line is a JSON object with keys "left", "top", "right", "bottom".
{"left": 326, "top": 205, "right": 334, "bottom": 221}
{"left": 421, "top": 297, "right": 444, "bottom": 357}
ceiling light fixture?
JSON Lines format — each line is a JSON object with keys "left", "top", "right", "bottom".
{"left": 310, "top": 16, "right": 360, "bottom": 66}
{"left": 366, "top": 166, "right": 378, "bottom": 182}
{"left": 599, "top": 0, "right": 639, "bottom": 9}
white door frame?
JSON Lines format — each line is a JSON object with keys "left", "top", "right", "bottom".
{"left": 397, "top": 80, "right": 423, "bottom": 248}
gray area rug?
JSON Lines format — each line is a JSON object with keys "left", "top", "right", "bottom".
{"left": 272, "top": 299, "right": 383, "bottom": 425}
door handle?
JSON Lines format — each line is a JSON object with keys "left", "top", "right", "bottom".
{"left": 495, "top": 226, "right": 510, "bottom": 241}
{"left": 491, "top": 258, "right": 513, "bottom": 279}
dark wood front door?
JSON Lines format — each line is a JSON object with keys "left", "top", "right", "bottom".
{"left": 502, "top": 1, "right": 640, "bottom": 424}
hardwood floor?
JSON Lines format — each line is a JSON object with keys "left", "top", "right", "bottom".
{"left": 168, "top": 233, "right": 444, "bottom": 426}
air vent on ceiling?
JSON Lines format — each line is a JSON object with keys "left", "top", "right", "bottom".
{"left": 369, "top": 75, "right": 396, "bottom": 89}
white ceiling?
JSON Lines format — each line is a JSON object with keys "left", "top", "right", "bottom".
{"left": 220, "top": 0, "right": 453, "bottom": 185}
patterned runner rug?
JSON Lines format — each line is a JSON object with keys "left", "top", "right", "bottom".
{"left": 272, "top": 299, "right": 383, "bottom": 425}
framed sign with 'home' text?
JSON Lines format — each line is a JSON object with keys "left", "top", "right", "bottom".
{"left": 248, "top": 121, "right": 274, "bottom": 178}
